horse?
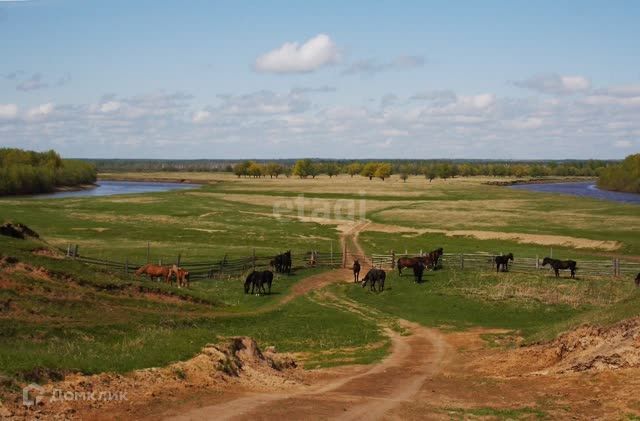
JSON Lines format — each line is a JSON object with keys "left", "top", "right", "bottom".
{"left": 635, "top": 272, "right": 640, "bottom": 287}
{"left": 135, "top": 264, "right": 170, "bottom": 282}
{"left": 168, "top": 265, "right": 190, "bottom": 288}
{"left": 244, "top": 270, "right": 274, "bottom": 295}
{"left": 353, "top": 259, "right": 361, "bottom": 283}
{"left": 397, "top": 255, "right": 432, "bottom": 275}
{"left": 542, "top": 257, "right": 577, "bottom": 279}
{"left": 495, "top": 253, "right": 514, "bottom": 273}
{"left": 428, "top": 247, "right": 444, "bottom": 269}
{"left": 412, "top": 261, "right": 426, "bottom": 283}
{"left": 362, "top": 268, "right": 386, "bottom": 292}
{"left": 272, "top": 251, "right": 292, "bottom": 274}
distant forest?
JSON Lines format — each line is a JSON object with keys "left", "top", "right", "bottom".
{"left": 597, "top": 154, "right": 640, "bottom": 194}
{"left": 0, "top": 148, "right": 97, "bottom": 196}
{"left": 89, "top": 157, "right": 613, "bottom": 181}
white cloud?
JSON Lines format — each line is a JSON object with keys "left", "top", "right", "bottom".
{"left": 514, "top": 73, "right": 591, "bottom": 95}
{"left": 100, "top": 101, "right": 121, "bottom": 113}
{"left": 26, "top": 103, "right": 54, "bottom": 119}
{"left": 192, "top": 110, "right": 211, "bottom": 123}
{"left": 254, "top": 34, "right": 339, "bottom": 73}
{"left": 0, "top": 104, "right": 18, "bottom": 119}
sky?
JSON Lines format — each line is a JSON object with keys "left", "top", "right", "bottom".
{"left": 1, "top": 0, "right": 639, "bottom": 159}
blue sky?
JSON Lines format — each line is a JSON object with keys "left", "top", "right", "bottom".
{"left": 1, "top": 0, "right": 639, "bottom": 159}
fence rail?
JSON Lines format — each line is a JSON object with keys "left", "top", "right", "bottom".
{"left": 64, "top": 244, "right": 639, "bottom": 282}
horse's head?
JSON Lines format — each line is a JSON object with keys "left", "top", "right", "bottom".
{"left": 244, "top": 273, "right": 254, "bottom": 294}
{"left": 507, "top": 253, "right": 514, "bottom": 261}
{"left": 361, "top": 273, "right": 370, "bottom": 288}
{"left": 542, "top": 257, "right": 551, "bottom": 266}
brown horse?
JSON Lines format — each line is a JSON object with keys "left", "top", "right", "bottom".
{"left": 168, "top": 265, "right": 190, "bottom": 288}
{"left": 397, "top": 255, "right": 432, "bottom": 275}
{"left": 135, "top": 264, "right": 170, "bottom": 282}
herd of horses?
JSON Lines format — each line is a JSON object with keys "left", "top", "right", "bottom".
{"left": 134, "top": 249, "right": 639, "bottom": 295}
{"left": 135, "top": 264, "right": 190, "bottom": 288}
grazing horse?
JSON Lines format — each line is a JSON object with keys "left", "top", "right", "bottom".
{"left": 244, "top": 270, "right": 274, "bottom": 295}
{"left": 542, "top": 257, "right": 577, "bottom": 279}
{"left": 353, "top": 259, "right": 361, "bottom": 283}
{"left": 413, "top": 261, "right": 426, "bottom": 283}
{"left": 168, "top": 265, "right": 190, "bottom": 288}
{"left": 495, "top": 253, "right": 514, "bottom": 273}
{"left": 428, "top": 247, "right": 444, "bottom": 269}
{"left": 397, "top": 255, "right": 432, "bottom": 275}
{"left": 635, "top": 272, "right": 640, "bottom": 287}
{"left": 362, "top": 268, "right": 386, "bottom": 292}
{"left": 135, "top": 264, "right": 170, "bottom": 282}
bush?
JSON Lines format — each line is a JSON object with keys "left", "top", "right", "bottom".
{"left": 597, "top": 154, "right": 640, "bottom": 193}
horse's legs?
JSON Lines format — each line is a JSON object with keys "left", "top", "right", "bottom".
{"left": 555, "top": 268, "right": 559, "bottom": 278}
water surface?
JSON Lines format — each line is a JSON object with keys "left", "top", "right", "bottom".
{"left": 30, "top": 180, "right": 199, "bottom": 199}
{"left": 509, "top": 181, "right": 640, "bottom": 205}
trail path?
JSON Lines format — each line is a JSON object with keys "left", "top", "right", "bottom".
{"left": 166, "top": 220, "right": 454, "bottom": 421}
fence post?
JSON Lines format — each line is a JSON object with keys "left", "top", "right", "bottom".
{"left": 74, "top": 244, "right": 79, "bottom": 258}
{"left": 177, "top": 254, "right": 181, "bottom": 267}
{"left": 460, "top": 253, "right": 464, "bottom": 270}
{"left": 252, "top": 248, "right": 256, "bottom": 270}
{"left": 66, "top": 244, "right": 71, "bottom": 257}
{"left": 391, "top": 251, "right": 396, "bottom": 269}
{"left": 330, "top": 241, "right": 333, "bottom": 267}
{"left": 535, "top": 255, "right": 539, "bottom": 270}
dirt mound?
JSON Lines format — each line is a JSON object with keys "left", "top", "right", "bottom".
{"left": 4, "top": 337, "right": 300, "bottom": 420}
{"left": 0, "top": 222, "right": 39, "bottom": 240}
{"left": 31, "top": 248, "right": 64, "bottom": 259}
{"left": 478, "top": 318, "right": 640, "bottom": 376}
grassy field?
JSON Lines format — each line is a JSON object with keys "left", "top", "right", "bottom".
{"left": 1, "top": 171, "right": 639, "bottom": 389}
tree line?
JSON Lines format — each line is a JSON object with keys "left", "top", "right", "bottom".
{"left": 232, "top": 159, "right": 609, "bottom": 181}
{"left": 0, "top": 148, "right": 97, "bottom": 195}
{"left": 597, "top": 154, "right": 640, "bottom": 194}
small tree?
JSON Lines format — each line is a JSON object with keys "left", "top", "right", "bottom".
{"left": 247, "top": 162, "right": 263, "bottom": 178}
{"left": 360, "top": 162, "right": 379, "bottom": 180}
{"left": 293, "top": 159, "right": 314, "bottom": 178}
{"left": 375, "top": 163, "right": 392, "bottom": 181}
{"left": 233, "top": 161, "right": 252, "bottom": 178}
{"left": 346, "top": 162, "right": 362, "bottom": 177}
{"left": 399, "top": 164, "right": 410, "bottom": 182}
{"left": 423, "top": 166, "right": 437, "bottom": 182}
{"left": 325, "top": 163, "right": 340, "bottom": 178}
{"left": 265, "top": 163, "right": 283, "bottom": 178}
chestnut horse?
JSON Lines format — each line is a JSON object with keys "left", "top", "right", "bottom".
{"left": 168, "top": 265, "right": 190, "bottom": 288}
{"left": 135, "top": 264, "right": 170, "bottom": 282}
{"left": 397, "top": 255, "right": 432, "bottom": 275}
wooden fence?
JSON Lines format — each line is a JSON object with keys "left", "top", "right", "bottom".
{"left": 64, "top": 244, "right": 639, "bottom": 281}
{"left": 372, "top": 251, "right": 640, "bottom": 278}
{"left": 63, "top": 245, "right": 344, "bottom": 280}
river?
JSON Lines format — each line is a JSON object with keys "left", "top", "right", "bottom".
{"left": 30, "top": 180, "right": 200, "bottom": 199}
{"left": 509, "top": 181, "right": 640, "bottom": 205}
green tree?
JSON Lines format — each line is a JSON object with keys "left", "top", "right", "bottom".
{"left": 360, "top": 162, "right": 379, "bottom": 180}
{"left": 325, "top": 163, "right": 340, "bottom": 178}
{"left": 375, "top": 163, "right": 392, "bottom": 180}
{"left": 293, "top": 159, "right": 314, "bottom": 178}
{"left": 346, "top": 163, "right": 362, "bottom": 177}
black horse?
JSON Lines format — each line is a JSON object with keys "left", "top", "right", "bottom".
{"left": 353, "top": 259, "right": 361, "bottom": 283}
{"left": 412, "top": 261, "right": 426, "bottom": 283}
{"left": 542, "top": 257, "right": 577, "bottom": 279}
{"left": 271, "top": 251, "right": 292, "bottom": 274}
{"left": 428, "top": 247, "right": 444, "bottom": 269}
{"left": 362, "top": 268, "right": 386, "bottom": 292}
{"left": 495, "top": 253, "right": 514, "bottom": 272}
{"left": 244, "top": 270, "right": 274, "bottom": 294}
